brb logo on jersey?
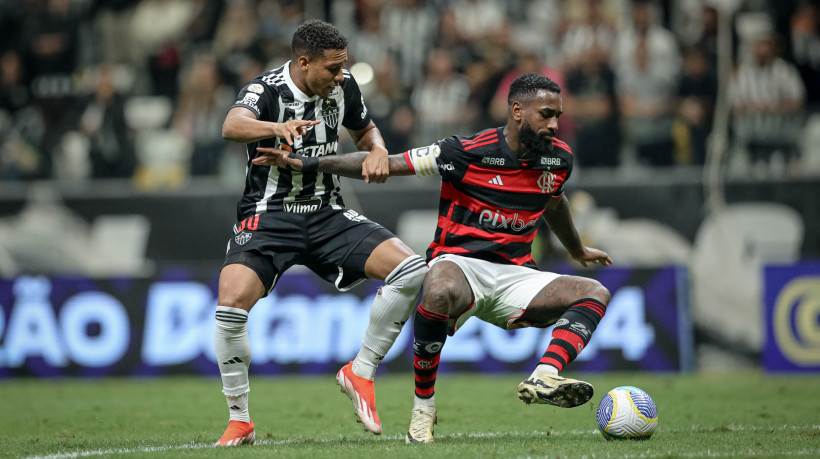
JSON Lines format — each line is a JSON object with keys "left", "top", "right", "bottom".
{"left": 478, "top": 209, "right": 538, "bottom": 231}
{"left": 537, "top": 171, "right": 558, "bottom": 194}
{"left": 321, "top": 98, "right": 339, "bottom": 128}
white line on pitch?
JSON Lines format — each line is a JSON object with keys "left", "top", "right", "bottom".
{"left": 23, "top": 425, "right": 820, "bottom": 459}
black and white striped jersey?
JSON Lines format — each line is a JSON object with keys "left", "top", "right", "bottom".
{"left": 230, "top": 62, "right": 372, "bottom": 220}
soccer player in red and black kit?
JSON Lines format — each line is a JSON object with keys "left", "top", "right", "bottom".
{"left": 256, "top": 73, "right": 613, "bottom": 444}
{"left": 214, "top": 20, "right": 427, "bottom": 446}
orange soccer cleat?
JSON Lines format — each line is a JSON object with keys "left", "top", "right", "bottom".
{"left": 214, "top": 419, "right": 255, "bottom": 447}
{"left": 336, "top": 361, "right": 382, "bottom": 435}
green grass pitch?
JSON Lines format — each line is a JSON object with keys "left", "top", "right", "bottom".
{"left": 3, "top": 372, "right": 819, "bottom": 458}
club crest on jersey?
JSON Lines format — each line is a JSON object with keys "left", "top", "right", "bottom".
{"left": 321, "top": 98, "right": 339, "bottom": 128}
{"left": 537, "top": 171, "right": 558, "bottom": 194}
{"left": 234, "top": 232, "right": 252, "bottom": 246}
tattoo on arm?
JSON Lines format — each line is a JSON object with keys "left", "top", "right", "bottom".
{"left": 316, "top": 152, "right": 415, "bottom": 179}
{"left": 316, "top": 152, "right": 370, "bottom": 179}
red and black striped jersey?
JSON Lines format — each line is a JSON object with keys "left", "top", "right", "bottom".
{"left": 404, "top": 127, "right": 574, "bottom": 269}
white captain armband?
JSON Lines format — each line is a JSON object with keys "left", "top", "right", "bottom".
{"left": 405, "top": 144, "right": 440, "bottom": 176}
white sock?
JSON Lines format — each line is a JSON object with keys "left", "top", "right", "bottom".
{"left": 413, "top": 395, "right": 436, "bottom": 409}
{"left": 352, "top": 255, "right": 427, "bottom": 380}
{"left": 225, "top": 393, "right": 250, "bottom": 424}
{"left": 215, "top": 306, "right": 251, "bottom": 423}
{"left": 531, "top": 363, "right": 560, "bottom": 379}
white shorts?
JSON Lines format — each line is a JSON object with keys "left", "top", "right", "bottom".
{"left": 428, "top": 253, "right": 563, "bottom": 335}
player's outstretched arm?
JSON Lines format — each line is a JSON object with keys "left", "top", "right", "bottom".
{"left": 253, "top": 147, "right": 414, "bottom": 180}
{"left": 350, "top": 121, "right": 389, "bottom": 184}
{"left": 543, "top": 195, "right": 613, "bottom": 267}
{"left": 222, "top": 107, "right": 320, "bottom": 145}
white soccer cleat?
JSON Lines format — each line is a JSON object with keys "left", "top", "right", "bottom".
{"left": 517, "top": 374, "right": 594, "bottom": 408}
{"left": 336, "top": 361, "right": 382, "bottom": 435}
{"left": 405, "top": 406, "right": 437, "bottom": 444}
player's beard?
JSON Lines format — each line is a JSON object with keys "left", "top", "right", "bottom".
{"left": 519, "top": 120, "right": 554, "bottom": 157}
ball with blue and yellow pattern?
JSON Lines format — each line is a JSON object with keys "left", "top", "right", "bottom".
{"left": 596, "top": 386, "right": 658, "bottom": 441}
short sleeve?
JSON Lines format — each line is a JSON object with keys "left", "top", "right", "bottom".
{"left": 552, "top": 153, "right": 573, "bottom": 199}
{"left": 402, "top": 136, "right": 464, "bottom": 178}
{"left": 231, "top": 79, "right": 277, "bottom": 121}
{"left": 341, "top": 73, "right": 372, "bottom": 131}
{"left": 434, "top": 136, "right": 465, "bottom": 181}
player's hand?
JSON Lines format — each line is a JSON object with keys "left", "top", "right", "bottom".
{"left": 273, "top": 119, "right": 321, "bottom": 146}
{"left": 253, "top": 147, "right": 304, "bottom": 170}
{"left": 362, "top": 145, "right": 389, "bottom": 183}
{"left": 571, "top": 247, "right": 613, "bottom": 267}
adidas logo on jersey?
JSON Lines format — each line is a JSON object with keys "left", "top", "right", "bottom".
{"left": 489, "top": 175, "right": 504, "bottom": 186}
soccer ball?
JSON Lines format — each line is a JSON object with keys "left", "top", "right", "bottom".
{"left": 596, "top": 386, "right": 658, "bottom": 441}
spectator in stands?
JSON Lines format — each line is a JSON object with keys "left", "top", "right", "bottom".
{"left": 76, "top": 67, "right": 135, "bottom": 178}
{"left": 0, "top": 50, "right": 31, "bottom": 115}
{"left": 564, "top": 46, "right": 620, "bottom": 168}
{"left": 347, "top": 7, "right": 390, "bottom": 67}
{"left": 367, "top": 57, "right": 415, "bottom": 153}
{"left": 614, "top": 1, "right": 680, "bottom": 166}
{"left": 410, "top": 48, "right": 472, "bottom": 145}
{"left": 381, "top": 0, "right": 439, "bottom": 89}
{"left": 212, "top": 0, "right": 259, "bottom": 65}
{"left": 560, "top": 0, "right": 617, "bottom": 73}
{"left": 791, "top": 2, "right": 820, "bottom": 110}
{"left": 0, "top": 47, "right": 44, "bottom": 180}
{"left": 560, "top": 0, "right": 619, "bottom": 167}
{"left": 172, "top": 53, "right": 234, "bottom": 176}
{"left": 729, "top": 33, "right": 806, "bottom": 173}
{"left": 130, "top": 0, "right": 197, "bottom": 98}
{"left": 92, "top": 0, "right": 139, "bottom": 66}
{"left": 674, "top": 47, "right": 717, "bottom": 165}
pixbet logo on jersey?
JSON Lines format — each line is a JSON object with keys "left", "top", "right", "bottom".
{"left": 478, "top": 209, "right": 538, "bottom": 231}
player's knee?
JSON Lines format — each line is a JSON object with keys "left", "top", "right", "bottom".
{"left": 584, "top": 279, "right": 611, "bottom": 306}
{"left": 217, "top": 290, "right": 256, "bottom": 312}
{"left": 421, "top": 278, "right": 463, "bottom": 316}
{"left": 387, "top": 255, "right": 427, "bottom": 293}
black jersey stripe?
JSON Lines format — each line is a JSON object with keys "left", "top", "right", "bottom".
{"left": 234, "top": 62, "right": 365, "bottom": 218}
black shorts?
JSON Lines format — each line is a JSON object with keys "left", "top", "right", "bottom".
{"left": 223, "top": 206, "right": 395, "bottom": 295}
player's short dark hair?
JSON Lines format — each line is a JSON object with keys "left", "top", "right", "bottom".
{"left": 292, "top": 20, "right": 348, "bottom": 60}
{"left": 508, "top": 73, "right": 562, "bottom": 105}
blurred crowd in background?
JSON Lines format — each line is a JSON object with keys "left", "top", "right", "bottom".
{"left": 0, "top": 0, "right": 818, "bottom": 188}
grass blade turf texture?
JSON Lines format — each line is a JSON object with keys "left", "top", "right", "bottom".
{"left": 3, "top": 373, "right": 819, "bottom": 458}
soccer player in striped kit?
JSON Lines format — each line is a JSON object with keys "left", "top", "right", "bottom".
{"left": 214, "top": 20, "right": 427, "bottom": 445}
{"left": 257, "top": 73, "right": 613, "bottom": 444}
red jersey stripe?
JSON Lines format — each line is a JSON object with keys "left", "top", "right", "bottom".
{"left": 463, "top": 163, "right": 566, "bottom": 194}
{"left": 463, "top": 138, "right": 500, "bottom": 151}
{"left": 460, "top": 129, "right": 497, "bottom": 144}
{"left": 441, "top": 182, "right": 546, "bottom": 222}
{"left": 429, "top": 243, "right": 472, "bottom": 260}
{"left": 552, "top": 142, "right": 572, "bottom": 155}
{"left": 494, "top": 251, "right": 536, "bottom": 265}
{"left": 438, "top": 217, "right": 537, "bottom": 244}
{"left": 461, "top": 133, "right": 497, "bottom": 145}
{"left": 403, "top": 151, "right": 416, "bottom": 174}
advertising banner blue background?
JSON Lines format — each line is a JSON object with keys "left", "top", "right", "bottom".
{"left": 0, "top": 265, "right": 692, "bottom": 377}
{"left": 764, "top": 263, "right": 820, "bottom": 372}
